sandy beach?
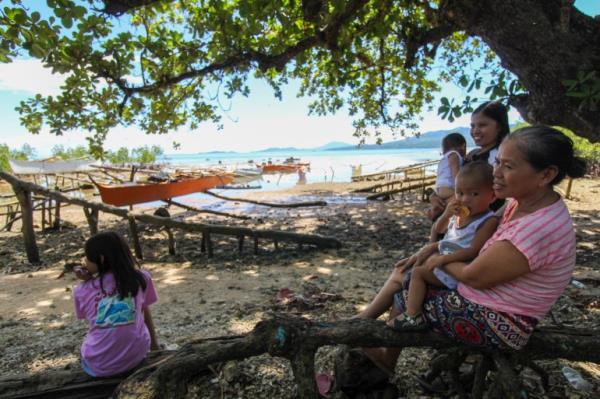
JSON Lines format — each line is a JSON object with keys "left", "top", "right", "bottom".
{"left": 0, "top": 178, "right": 598, "bottom": 398}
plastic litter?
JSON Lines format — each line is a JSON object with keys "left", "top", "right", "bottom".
{"left": 570, "top": 279, "right": 586, "bottom": 289}
{"left": 561, "top": 366, "right": 592, "bottom": 391}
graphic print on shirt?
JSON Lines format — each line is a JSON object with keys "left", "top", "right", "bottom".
{"left": 95, "top": 294, "right": 135, "bottom": 328}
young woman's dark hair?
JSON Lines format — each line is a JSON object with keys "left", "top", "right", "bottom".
{"left": 472, "top": 101, "right": 510, "bottom": 144}
{"left": 84, "top": 231, "right": 147, "bottom": 298}
{"left": 506, "top": 125, "right": 587, "bottom": 185}
{"left": 442, "top": 132, "right": 467, "bottom": 154}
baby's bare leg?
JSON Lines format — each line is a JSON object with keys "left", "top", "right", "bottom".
{"left": 406, "top": 266, "right": 444, "bottom": 316}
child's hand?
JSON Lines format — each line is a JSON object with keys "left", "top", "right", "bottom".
{"left": 74, "top": 266, "right": 93, "bottom": 281}
{"left": 444, "top": 198, "right": 462, "bottom": 216}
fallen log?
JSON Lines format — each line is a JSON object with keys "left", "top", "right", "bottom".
{"left": 204, "top": 190, "right": 327, "bottom": 208}
{"left": 164, "top": 199, "right": 251, "bottom": 220}
{"left": 0, "top": 350, "right": 176, "bottom": 399}
{"left": 1, "top": 315, "right": 597, "bottom": 399}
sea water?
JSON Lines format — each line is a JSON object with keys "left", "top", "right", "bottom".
{"left": 152, "top": 147, "right": 441, "bottom": 210}
{"left": 160, "top": 147, "right": 441, "bottom": 191}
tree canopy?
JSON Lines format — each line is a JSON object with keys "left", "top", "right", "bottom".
{"left": 1, "top": 0, "right": 599, "bottom": 147}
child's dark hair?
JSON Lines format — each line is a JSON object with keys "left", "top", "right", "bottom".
{"left": 442, "top": 133, "right": 467, "bottom": 155}
{"left": 457, "top": 160, "right": 493, "bottom": 188}
{"left": 84, "top": 231, "right": 147, "bottom": 298}
{"left": 505, "top": 125, "right": 587, "bottom": 185}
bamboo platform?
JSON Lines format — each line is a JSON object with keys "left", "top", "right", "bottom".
{"left": 351, "top": 160, "right": 437, "bottom": 182}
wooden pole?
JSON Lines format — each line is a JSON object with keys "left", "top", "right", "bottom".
{"left": 565, "top": 177, "right": 573, "bottom": 199}
{"left": 166, "top": 228, "right": 176, "bottom": 255}
{"left": 205, "top": 231, "right": 213, "bottom": 257}
{"left": 53, "top": 199, "right": 61, "bottom": 230}
{"left": 128, "top": 216, "right": 143, "bottom": 260}
{"left": 83, "top": 207, "right": 99, "bottom": 236}
{"left": 41, "top": 199, "right": 47, "bottom": 230}
{"left": 14, "top": 188, "right": 39, "bottom": 263}
{"left": 238, "top": 235, "right": 244, "bottom": 253}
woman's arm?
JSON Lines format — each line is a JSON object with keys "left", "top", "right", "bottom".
{"left": 424, "top": 217, "right": 499, "bottom": 270}
{"left": 143, "top": 307, "right": 159, "bottom": 350}
{"left": 441, "top": 240, "right": 530, "bottom": 289}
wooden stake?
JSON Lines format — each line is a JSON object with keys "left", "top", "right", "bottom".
{"left": 205, "top": 231, "right": 213, "bottom": 257}
{"left": 41, "top": 199, "right": 47, "bottom": 230}
{"left": 166, "top": 228, "right": 176, "bottom": 255}
{"left": 83, "top": 207, "right": 99, "bottom": 235}
{"left": 238, "top": 234, "right": 244, "bottom": 253}
{"left": 254, "top": 236, "right": 259, "bottom": 255}
{"left": 53, "top": 200, "right": 61, "bottom": 230}
{"left": 14, "top": 188, "right": 39, "bottom": 263}
{"left": 200, "top": 232, "right": 206, "bottom": 253}
{"left": 127, "top": 216, "right": 143, "bottom": 260}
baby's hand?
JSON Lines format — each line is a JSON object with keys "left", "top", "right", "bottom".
{"left": 74, "top": 266, "right": 93, "bottom": 281}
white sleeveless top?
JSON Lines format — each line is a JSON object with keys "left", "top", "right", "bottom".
{"left": 435, "top": 150, "right": 463, "bottom": 191}
{"left": 438, "top": 211, "right": 496, "bottom": 254}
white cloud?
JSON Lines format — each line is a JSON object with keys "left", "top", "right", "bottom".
{"left": 0, "top": 59, "right": 67, "bottom": 96}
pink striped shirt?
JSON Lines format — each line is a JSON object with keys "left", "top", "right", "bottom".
{"left": 458, "top": 198, "right": 575, "bottom": 320}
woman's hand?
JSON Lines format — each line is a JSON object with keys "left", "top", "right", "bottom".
{"left": 395, "top": 255, "right": 417, "bottom": 272}
{"left": 415, "top": 243, "right": 438, "bottom": 265}
{"left": 423, "top": 254, "right": 444, "bottom": 272}
{"left": 74, "top": 266, "right": 92, "bottom": 281}
{"left": 430, "top": 192, "right": 446, "bottom": 210}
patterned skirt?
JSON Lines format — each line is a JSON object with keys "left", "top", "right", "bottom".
{"left": 393, "top": 273, "right": 537, "bottom": 350}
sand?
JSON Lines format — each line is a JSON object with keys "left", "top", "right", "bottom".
{"left": 0, "top": 177, "right": 598, "bottom": 397}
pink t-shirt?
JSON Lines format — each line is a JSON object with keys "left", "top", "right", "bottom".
{"left": 74, "top": 270, "right": 157, "bottom": 377}
{"left": 458, "top": 198, "right": 575, "bottom": 320}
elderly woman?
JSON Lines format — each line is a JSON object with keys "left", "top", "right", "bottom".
{"left": 359, "top": 125, "right": 587, "bottom": 373}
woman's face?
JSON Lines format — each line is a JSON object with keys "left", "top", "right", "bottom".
{"left": 492, "top": 140, "right": 548, "bottom": 199}
{"left": 470, "top": 112, "right": 501, "bottom": 151}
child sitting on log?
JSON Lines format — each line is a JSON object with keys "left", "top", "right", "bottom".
{"left": 390, "top": 161, "right": 498, "bottom": 330}
{"left": 73, "top": 231, "right": 159, "bottom": 377}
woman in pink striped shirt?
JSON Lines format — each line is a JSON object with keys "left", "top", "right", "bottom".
{"left": 359, "top": 125, "right": 587, "bottom": 374}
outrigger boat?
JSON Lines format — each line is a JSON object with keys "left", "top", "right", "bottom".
{"left": 95, "top": 174, "right": 233, "bottom": 206}
{"left": 261, "top": 161, "right": 310, "bottom": 174}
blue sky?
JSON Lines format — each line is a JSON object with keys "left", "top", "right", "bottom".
{"left": 0, "top": 0, "right": 598, "bottom": 157}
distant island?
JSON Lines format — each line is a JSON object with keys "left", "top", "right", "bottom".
{"left": 259, "top": 127, "right": 473, "bottom": 152}
{"left": 194, "top": 127, "right": 474, "bottom": 155}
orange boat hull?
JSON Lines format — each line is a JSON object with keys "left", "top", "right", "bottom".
{"left": 262, "top": 164, "right": 303, "bottom": 173}
{"left": 97, "top": 175, "right": 233, "bottom": 206}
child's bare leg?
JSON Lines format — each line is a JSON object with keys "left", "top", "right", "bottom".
{"left": 405, "top": 267, "right": 444, "bottom": 316}
{"left": 358, "top": 267, "right": 406, "bottom": 319}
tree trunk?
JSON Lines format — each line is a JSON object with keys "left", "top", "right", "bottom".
{"left": 444, "top": 0, "right": 600, "bottom": 141}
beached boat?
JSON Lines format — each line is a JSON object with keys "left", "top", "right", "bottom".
{"left": 261, "top": 162, "right": 309, "bottom": 174}
{"left": 96, "top": 175, "right": 233, "bottom": 206}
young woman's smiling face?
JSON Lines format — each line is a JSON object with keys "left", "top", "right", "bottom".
{"left": 470, "top": 112, "right": 501, "bottom": 151}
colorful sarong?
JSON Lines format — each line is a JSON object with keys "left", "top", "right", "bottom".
{"left": 393, "top": 272, "right": 537, "bottom": 350}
